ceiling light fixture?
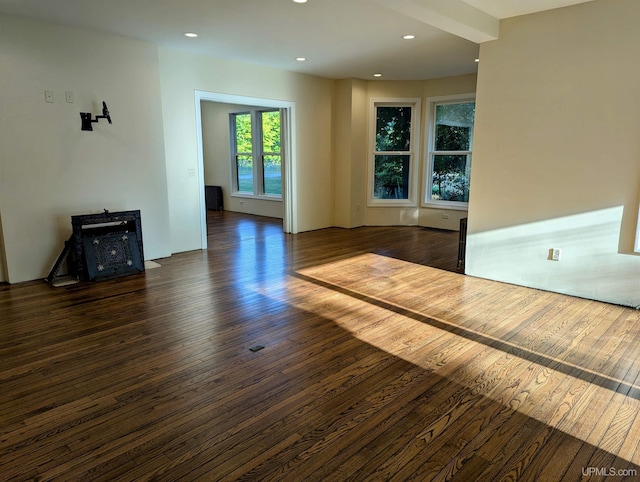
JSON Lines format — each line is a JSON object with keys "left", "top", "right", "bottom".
{"left": 475, "top": 58, "right": 480, "bottom": 62}
{"left": 296, "top": 57, "right": 306, "bottom": 62}
{"left": 373, "top": 73, "right": 383, "bottom": 78}
{"left": 403, "top": 35, "right": 416, "bottom": 40}
{"left": 293, "top": 0, "right": 307, "bottom": 3}
{"left": 184, "top": 32, "right": 198, "bottom": 38}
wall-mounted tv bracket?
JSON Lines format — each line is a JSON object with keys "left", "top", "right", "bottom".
{"left": 80, "top": 101, "right": 112, "bottom": 131}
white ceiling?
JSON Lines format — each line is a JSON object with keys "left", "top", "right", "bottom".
{"left": 0, "top": 0, "right": 595, "bottom": 80}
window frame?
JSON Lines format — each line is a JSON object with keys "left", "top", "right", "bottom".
{"left": 367, "top": 98, "right": 421, "bottom": 207}
{"left": 423, "top": 93, "right": 476, "bottom": 210}
{"left": 229, "top": 108, "right": 283, "bottom": 200}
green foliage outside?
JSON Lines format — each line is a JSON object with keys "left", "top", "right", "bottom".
{"left": 374, "top": 155, "right": 410, "bottom": 200}
{"left": 374, "top": 106, "right": 411, "bottom": 199}
{"left": 235, "top": 113, "right": 252, "bottom": 153}
{"left": 432, "top": 102, "right": 475, "bottom": 202}
{"left": 262, "top": 111, "right": 282, "bottom": 195}
{"left": 236, "top": 155, "right": 253, "bottom": 193}
{"left": 234, "top": 111, "right": 282, "bottom": 195}
{"left": 261, "top": 111, "right": 281, "bottom": 153}
{"left": 432, "top": 155, "right": 470, "bottom": 202}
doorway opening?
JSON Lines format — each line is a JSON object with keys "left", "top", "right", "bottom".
{"left": 194, "top": 91, "right": 297, "bottom": 249}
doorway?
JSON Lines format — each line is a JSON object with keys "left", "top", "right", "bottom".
{"left": 194, "top": 91, "right": 297, "bottom": 250}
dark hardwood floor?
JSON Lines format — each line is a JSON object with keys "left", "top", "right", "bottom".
{"left": 1, "top": 211, "right": 640, "bottom": 481}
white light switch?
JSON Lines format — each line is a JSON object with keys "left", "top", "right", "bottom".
{"left": 65, "top": 91, "right": 74, "bottom": 103}
{"left": 45, "top": 90, "right": 54, "bottom": 103}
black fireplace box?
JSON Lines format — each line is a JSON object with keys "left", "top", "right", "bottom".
{"left": 82, "top": 231, "right": 143, "bottom": 281}
{"left": 72, "top": 210, "right": 145, "bottom": 281}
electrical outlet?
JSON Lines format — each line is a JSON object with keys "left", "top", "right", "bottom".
{"left": 548, "top": 248, "right": 561, "bottom": 261}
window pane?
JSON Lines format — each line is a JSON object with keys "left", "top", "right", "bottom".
{"left": 374, "top": 155, "right": 410, "bottom": 200}
{"left": 435, "top": 103, "right": 475, "bottom": 151}
{"left": 235, "top": 113, "right": 252, "bottom": 153}
{"left": 262, "top": 111, "right": 281, "bottom": 153}
{"left": 431, "top": 154, "right": 470, "bottom": 202}
{"left": 263, "top": 155, "right": 282, "bottom": 195}
{"left": 375, "top": 106, "right": 412, "bottom": 152}
{"left": 237, "top": 155, "right": 253, "bottom": 193}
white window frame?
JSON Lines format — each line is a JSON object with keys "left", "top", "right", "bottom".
{"left": 230, "top": 108, "right": 283, "bottom": 201}
{"left": 424, "top": 93, "right": 475, "bottom": 210}
{"left": 367, "top": 98, "right": 421, "bottom": 207}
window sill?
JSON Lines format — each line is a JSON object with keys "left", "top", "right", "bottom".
{"left": 422, "top": 201, "right": 469, "bottom": 211}
{"left": 367, "top": 200, "right": 418, "bottom": 208}
{"left": 232, "top": 193, "right": 283, "bottom": 202}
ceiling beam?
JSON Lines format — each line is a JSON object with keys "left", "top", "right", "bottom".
{"left": 375, "top": 0, "right": 499, "bottom": 43}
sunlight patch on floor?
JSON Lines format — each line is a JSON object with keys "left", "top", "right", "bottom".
{"left": 253, "top": 252, "right": 640, "bottom": 466}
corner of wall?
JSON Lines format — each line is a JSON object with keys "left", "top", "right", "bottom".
{"left": 0, "top": 212, "right": 7, "bottom": 283}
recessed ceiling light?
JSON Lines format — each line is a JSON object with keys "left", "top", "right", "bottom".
{"left": 293, "top": 0, "right": 307, "bottom": 3}
{"left": 402, "top": 35, "right": 416, "bottom": 40}
{"left": 184, "top": 32, "right": 198, "bottom": 38}
{"left": 296, "top": 57, "right": 307, "bottom": 62}
{"left": 373, "top": 73, "right": 383, "bottom": 78}
{"left": 475, "top": 58, "right": 480, "bottom": 62}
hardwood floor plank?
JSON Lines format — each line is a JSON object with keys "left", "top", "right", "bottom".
{"left": 2, "top": 211, "right": 640, "bottom": 480}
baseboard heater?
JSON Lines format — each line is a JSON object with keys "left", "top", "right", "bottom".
{"left": 457, "top": 217, "right": 467, "bottom": 273}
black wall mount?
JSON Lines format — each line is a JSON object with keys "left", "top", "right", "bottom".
{"left": 80, "top": 101, "right": 112, "bottom": 131}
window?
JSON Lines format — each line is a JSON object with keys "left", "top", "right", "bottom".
{"left": 425, "top": 96, "right": 475, "bottom": 208}
{"left": 369, "top": 99, "right": 420, "bottom": 206}
{"left": 231, "top": 109, "right": 282, "bottom": 197}
{"left": 261, "top": 111, "right": 282, "bottom": 196}
{"left": 233, "top": 112, "right": 253, "bottom": 194}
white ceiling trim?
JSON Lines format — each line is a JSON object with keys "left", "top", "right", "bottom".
{"left": 374, "top": 0, "right": 499, "bottom": 43}
{"left": 461, "top": 0, "right": 596, "bottom": 19}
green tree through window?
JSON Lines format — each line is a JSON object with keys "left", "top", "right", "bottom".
{"left": 231, "top": 109, "right": 282, "bottom": 197}
{"left": 429, "top": 100, "right": 475, "bottom": 204}
{"left": 261, "top": 111, "right": 281, "bottom": 196}
{"left": 373, "top": 105, "right": 413, "bottom": 200}
{"left": 234, "top": 113, "right": 253, "bottom": 193}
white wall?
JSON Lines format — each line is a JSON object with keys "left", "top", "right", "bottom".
{"left": 200, "top": 101, "right": 283, "bottom": 219}
{"left": 467, "top": 0, "right": 640, "bottom": 307}
{"left": 158, "top": 47, "right": 334, "bottom": 253}
{"left": 0, "top": 16, "right": 171, "bottom": 283}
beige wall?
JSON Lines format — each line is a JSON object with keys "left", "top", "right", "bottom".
{"left": 350, "top": 81, "right": 369, "bottom": 228}
{"left": 0, "top": 16, "right": 171, "bottom": 283}
{"left": 0, "top": 211, "right": 5, "bottom": 282}
{"left": 332, "top": 80, "right": 354, "bottom": 228}
{"left": 158, "top": 47, "right": 334, "bottom": 252}
{"left": 0, "top": 14, "right": 333, "bottom": 282}
{"left": 467, "top": 0, "right": 640, "bottom": 306}
{"left": 3, "top": 0, "right": 637, "bottom": 310}
{"left": 332, "top": 79, "right": 368, "bottom": 228}
{"left": 0, "top": 10, "right": 478, "bottom": 288}
{"left": 200, "top": 101, "right": 283, "bottom": 219}
{"left": 332, "top": 75, "right": 477, "bottom": 229}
